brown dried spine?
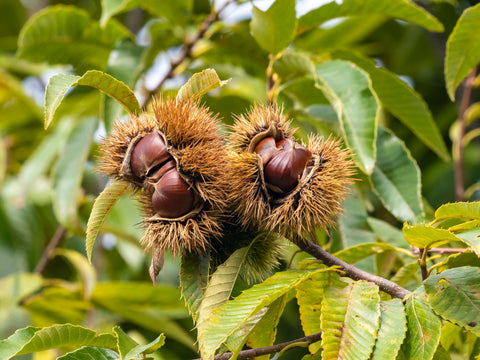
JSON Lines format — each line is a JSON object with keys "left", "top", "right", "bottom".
{"left": 98, "top": 97, "right": 231, "bottom": 255}
{"left": 228, "top": 104, "right": 354, "bottom": 239}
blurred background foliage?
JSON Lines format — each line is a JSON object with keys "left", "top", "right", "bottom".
{"left": 0, "top": 0, "right": 479, "bottom": 359}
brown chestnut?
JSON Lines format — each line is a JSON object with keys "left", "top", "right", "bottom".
{"left": 257, "top": 137, "right": 312, "bottom": 194}
{"left": 151, "top": 168, "right": 195, "bottom": 218}
{"left": 130, "top": 131, "right": 171, "bottom": 178}
{"left": 254, "top": 137, "right": 277, "bottom": 165}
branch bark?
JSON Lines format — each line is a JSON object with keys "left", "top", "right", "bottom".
{"left": 293, "top": 236, "right": 411, "bottom": 299}
{"left": 140, "top": 0, "right": 236, "bottom": 109}
{"left": 194, "top": 331, "right": 322, "bottom": 360}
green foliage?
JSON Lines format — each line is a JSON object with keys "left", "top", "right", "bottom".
{"left": 1, "top": 0, "right": 480, "bottom": 359}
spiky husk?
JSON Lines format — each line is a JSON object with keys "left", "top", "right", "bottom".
{"left": 228, "top": 104, "right": 354, "bottom": 240}
{"left": 98, "top": 97, "right": 231, "bottom": 255}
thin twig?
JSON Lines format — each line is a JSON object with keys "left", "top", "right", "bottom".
{"left": 293, "top": 236, "right": 411, "bottom": 299}
{"left": 34, "top": 225, "right": 67, "bottom": 274}
{"left": 194, "top": 331, "right": 322, "bottom": 360}
{"left": 454, "top": 67, "right": 477, "bottom": 201}
{"left": 418, "top": 248, "right": 429, "bottom": 281}
{"left": 411, "top": 247, "right": 468, "bottom": 255}
{"left": 140, "top": 0, "right": 237, "bottom": 109}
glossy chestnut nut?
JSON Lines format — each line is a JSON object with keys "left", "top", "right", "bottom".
{"left": 254, "top": 137, "right": 277, "bottom": 165}
{"left": 151, "top": 168, "right": 195, "bottom": 218}
{"left": 256, "top": 137, "right": 312, "bottom": 194}
{"left": 130, "top": 131, "right": 171, "bottom": 178}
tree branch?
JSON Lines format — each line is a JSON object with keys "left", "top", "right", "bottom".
{"left": 194, "top": 331, "right": 322, "bottom": 360}
{"left": 454, "top": 67, "right": 477, "bottom": 201}
{"left": 34, "top": 225, "right": 67, "bottom": 274}
{"left": 293, "top": 236, "right": 411, "bottom": 299}
{"left": 140, "top": 0, "right": 236, "bottom": 109}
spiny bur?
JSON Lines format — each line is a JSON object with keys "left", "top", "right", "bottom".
{"left": 228, "top": 104, "right": 354, "bottom": 240}
{"left": 98, "top": 97, "right": 231, "bottom": 282}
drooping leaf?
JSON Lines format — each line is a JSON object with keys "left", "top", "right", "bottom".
{"left": 316, "top": 60, "right": 378, "bottom": 174}
{"left": 371, "top": 299, "right": 407, "bottom": 360}
{"left": 176, "top": 68, "right": 231, "bottom": 101}
{"left": 424, "top": 266, "right": 480, "bottom": 336}
{"left": 299, "top": 0, "right": 444, "bottom": 33}
{"left": 52, "top": 117, "right": 98, "bottom": 233}
{"left": 445, "top": 3, "right": 480, "bottom": 100}
{"left": 197, "top": 245, "right": 253, "bottom": 352}
{"left": 58, "top": 347, "right": 120, "bottom": 360}
{"left": 86, "top": 181, "right": 129, "bottom": 263}
{"left": 320, "top": 281, "right": 381, "bottom": 360}
{"left": 435, "top": 201, "right": 480, "bottom": 221}
{"left": 179, "top": 251, "right": 210, "bottom": 322}
{"left": 370, "top": 127, "right": 424, "bottom": 222}
{"left": 250, "top": 0, "right": 297, "bottom": 54}
{"left": 0, "top": 324, "right": 117, "bottom": 359}
{"left": 454, "top": 228, "right": 480, "bottom": 257}
{"left": 91, "top": 282, "right": 193, "bottom": 348}
{"left": 402, "top": 292, "right": 442, "bottom": 360}
{"left": 296, "top": 267, "right": 343, "bottom": 354}
{"left": 45, "top": 70, "right": 140, "bottom": 129}
{"left": 336, "top": 51, "right": 449, "bottom": 161}
{"left": 17, "top": 5, "right": 129, "bottom": 71}
{"left": 199, "top": 268, "right": 331, "bottom": 360}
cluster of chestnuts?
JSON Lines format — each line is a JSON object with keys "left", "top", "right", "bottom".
{"left": 98, "top": 98, "right": 353, "bottom": 279}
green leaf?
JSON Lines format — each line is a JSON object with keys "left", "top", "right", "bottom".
{"left": 124, "top": 334, "right": 165, "bottom": 359}
{"left": 435, "top": 251, "right": 480, "bottom": 273}
{"left": 402, "top": 224, "right": 460, "bottom": 249}
{"left": 299, "top": 0, "right": 444, "bottom": 33}
{"left": 454, "top": 228, "right": 480, "bottom": 257}
{"left": 367, "top": 217, "right": 410, "bottom": 250}
{"left": 0, "top": 273, "right": 43, "bottom": 305}
{"left": 101, "top": 0, "right": 192, "bottom": 27}
{"left": 199, "top": 268, "right": 331, "bottom": 360}
{"left": 321, "top": 281, "right": 380, "bottom": 360}
{"left": 52, "top": 117, "right": 98, "bottom": 232}
{"left": 445, "top": 3, "right": 480, "bottom": 100}
{"left": 58, "top": 347, "right": 120, "bottom": 360}
{"left": 113, "top": 327, "right": 138, "bottom": 359}
{"left": 424, "top": 266, "right": 480, "bottom": 336}
{"left": 53, "top": 249, "right": 97, "bottom": 299}
{"left": 296, "top": 268, "right": 343, "bottom": 354}
{"left": 333, "top": 242, "right": 399, "bottom": 264}
{"left": 272, "top": 52, "right": 316, "bottom": 82}
{"left": 176, "top": 68, "right": 231, "bottom": 101}
{"left": 180, "top": 251, "right": 210, "bottom": 322}
{"left": 402, "top": 292, "right": 442, "bottom": 360}
{"left": 86, "top": 181, "right": 129, "bottom": 263}
{"left": 17, "top": 5, "right": 129, "bottom": 71}
{"left": 335, "top": 51, "right": 449, "bottom": 161}
{"left": 246, "top": 295, "right": 288, "bottom": 360}
{"left": 0, "top": 324, "right": 117, "bottom": 359}
{"left": 316, "top": 60, "right": 379, "bottom": 174}
{"left": 45, "top": 70, "right": 140, "bottom": 129}
{"left": 371, "top": 299, "right": 407, "bottom": 360}
{"left": 91, "top": 282, "right": 193, "bottom": 348}
{"left": 250, "top": 0, "right": 297, "bottom": 54}
{"left": 435, "top": 201, "right": 480, "bottom": 221}
{"left": 370, "top": 127, "right": 424, "bottom": 222}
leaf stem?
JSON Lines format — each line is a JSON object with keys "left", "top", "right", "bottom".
{"left": 140, "top": 0, "right": 237, "bottom": 109}
{"left": 454, "top": 67, "right": 477, "bottom": 201}
{"left": 194, "top": 331, "right": 322, "bottom": 360}
{"left": 34, "top": 225, "right": 67, "bottom": 274}
{"left": 293, "top": 236, "right": 411, "bottom": 299}
{"left": 418, "top": 248, "right": 429, "bottom": 281}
